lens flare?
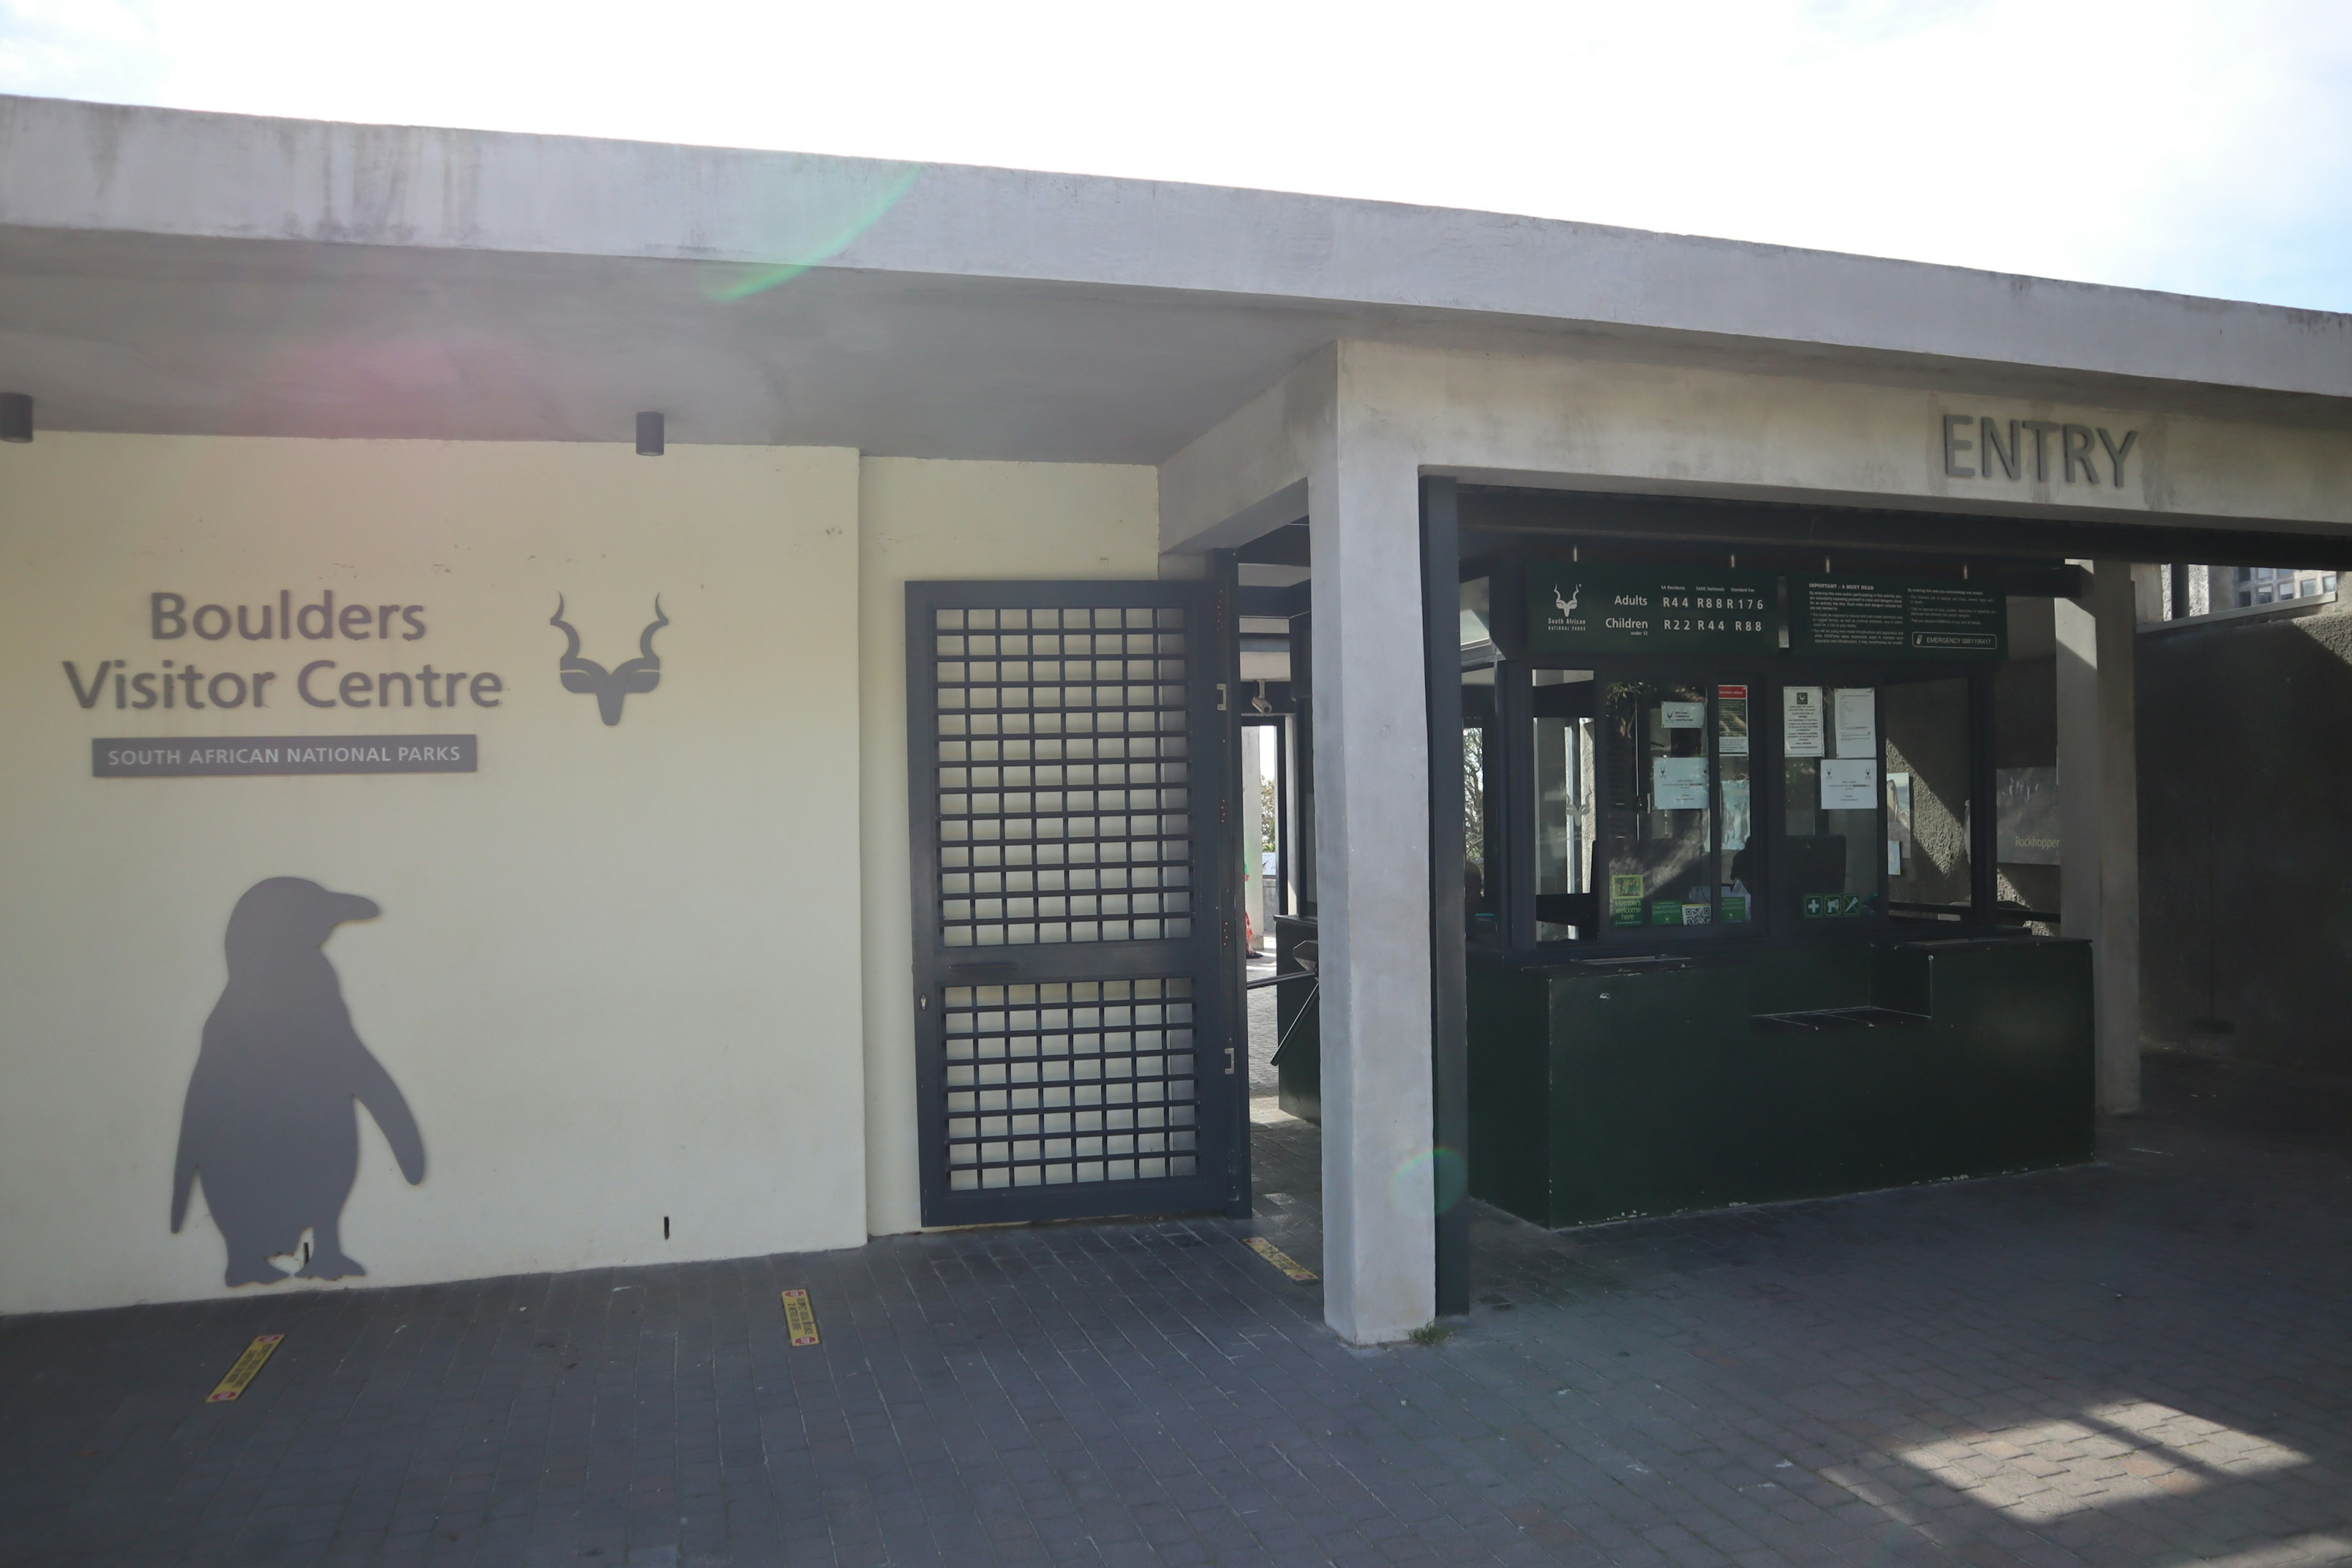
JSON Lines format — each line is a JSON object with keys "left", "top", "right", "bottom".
{"left": 699, "top": 164, "right": 925, "bottom": 303}
{"left": 1392, "top": 1146, "right": 1468, "bottom": 1216}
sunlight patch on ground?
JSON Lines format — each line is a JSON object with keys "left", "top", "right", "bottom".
{"left": 1891, "top": 1400, "right": 2309, "bottom": 1523}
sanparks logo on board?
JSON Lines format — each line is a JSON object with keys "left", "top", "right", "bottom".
{"left": 1528, "top": 565, "right": 1779, "bottom": 656}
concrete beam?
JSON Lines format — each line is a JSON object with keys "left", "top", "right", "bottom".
{"left": 1352, "top": 342, "right": 2352, "bottom": 533}
{"left": 8, "top": 94, "right": 2352, "bottom": 407}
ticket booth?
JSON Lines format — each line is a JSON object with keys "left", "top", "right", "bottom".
{"left": 1273, "top": 497, "right": 2097, "bottom": 1229}
{"left": 1452, "top": 527, "right": 2094, "bottom": 1226}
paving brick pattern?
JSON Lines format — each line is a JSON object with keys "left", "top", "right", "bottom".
{"left": 4, "top": 1052, "right": 2349, "bottom": 1566}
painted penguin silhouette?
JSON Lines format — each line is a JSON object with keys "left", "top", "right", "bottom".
{"left": 170, "top": 878, "right": 424, "bottom": 1287}
{"left": 550, "top": 595, "right": 668, "bottom": 725}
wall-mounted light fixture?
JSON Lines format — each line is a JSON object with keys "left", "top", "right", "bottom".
{"left": 0, "top": 393, "right": 31, "bottom": 444}
{"left": 636, "top": 412, "right": 665, "bottom": 456}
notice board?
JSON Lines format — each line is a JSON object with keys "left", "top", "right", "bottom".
{"left": 1790, "top": 576, "right": 2006, "bottom": 658}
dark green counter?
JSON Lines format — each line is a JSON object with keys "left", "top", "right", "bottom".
{"left": 1467, "top": 938, "right": 2095, "bottom": 1227}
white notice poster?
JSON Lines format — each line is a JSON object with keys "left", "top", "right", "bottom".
{"left": 1653, "top": 755, "right": 1709, "bottom": 809}
{"left": 1721, "top": 777, "right": 1751, "bottom": 850}
{"left": 1820, "top": 757, "right": 1879, "bottom": 810}
{"left": 1660, "top": 700, "right": 1705, "bottom": 729}
{"left": 1833, "top": 687, "right": 1877, "bottom": 758}
{"left": 1783, "top": 686, "right": 1825, "bottom": 757}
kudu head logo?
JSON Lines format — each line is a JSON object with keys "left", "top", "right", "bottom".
{"left": 1554, "top": 582, "right": 1582, "bottom": 618}
{"left": 549, "top": 596, "right": 668, "bottom": 725}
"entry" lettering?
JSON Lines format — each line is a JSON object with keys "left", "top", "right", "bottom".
{"left": 1942, "top": 414, "right": 2138, "bottom": 487}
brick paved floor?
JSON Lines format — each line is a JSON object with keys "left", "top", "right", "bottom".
{"left": 4, "top": 1050, "right": 2349, "bottom": 1567}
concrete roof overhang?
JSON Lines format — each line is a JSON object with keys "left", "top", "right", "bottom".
{"left": 5, "top": 93, "right": 2352, "bottom": 459}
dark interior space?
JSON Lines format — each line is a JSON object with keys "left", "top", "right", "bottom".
{"left": 2139, "top": 605, "right": 2352, "bottom": 1077}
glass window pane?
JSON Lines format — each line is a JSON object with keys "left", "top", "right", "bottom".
{"left": 1532, "top": 670, "right": 1596, "bottom": 941}
{"left": 1782, "top": 684, "right": 1880, "bottom": 923}
{"left": 1885, "top": 676, "right": 1972, "bottom": 921}
{"left": 1460, "top": 578, "right": 1493, "bottom": 650}
{"left": 1716, "top": 684, "right": 1755, "bottom": 924}
{"left": 1464, "top": 668, "right": 1502, "bottom": 943}
{"left": 1604, "top": 680, "right": 1711, "bottom": 930}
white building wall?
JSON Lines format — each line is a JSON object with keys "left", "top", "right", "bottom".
{"left": 0, "top": 435, "right": 867, "bottom": 1314}
{"left": 855, "top": 458, "right": 1161, "bottom": 1238}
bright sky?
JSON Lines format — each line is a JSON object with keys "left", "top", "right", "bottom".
{"left": 5, "top": 0, "right": 2350, "bottom": 312}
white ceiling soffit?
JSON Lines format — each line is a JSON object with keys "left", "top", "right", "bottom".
{"left": 4, "top": 94, "right": 2351, "bottom": 454}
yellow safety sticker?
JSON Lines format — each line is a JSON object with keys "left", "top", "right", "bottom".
{"left": 1245, "top": 1237, "right": 1317, "bottom": 1283}
{"left": 207, "top": 1334, "right": 283, "bottom": 1403}
{"left": 780, "top": 1288, "right": 821, "bottom": 1346}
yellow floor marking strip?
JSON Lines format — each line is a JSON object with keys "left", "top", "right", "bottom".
{"left": 1245, "top": 1237, "right": 1317, "bottom": 1283}
{"left": 780, "top": 1288, "right": 821, "bottom": 1346}
{"left": 207, "top": 1334, "right": 283, "bottom": 1403}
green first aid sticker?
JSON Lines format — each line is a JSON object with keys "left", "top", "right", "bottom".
{"left": 1803, "top": 893, "right": 1866, "bottom": 918}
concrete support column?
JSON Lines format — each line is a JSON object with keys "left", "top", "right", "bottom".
{"left": 1308, "top": 426, "right": 1435, "bottom": 1344}
{"left": 2057, "top": 560, "right": 2143, "bottom": 1114}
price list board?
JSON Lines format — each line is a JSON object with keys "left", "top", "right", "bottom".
{"left": 1527, "top": 564, "right": 1780, "bottom": 656}
{"left": 1790, "top": 576, "right": 2005, "bottom": 659}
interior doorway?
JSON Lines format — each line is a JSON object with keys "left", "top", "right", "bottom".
{"left": 1221, "top": 536, "right": 1327, "bottom": 1271}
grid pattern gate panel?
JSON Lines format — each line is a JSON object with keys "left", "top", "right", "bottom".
{"left": 933, "top": 607, "right": 1192, "bottom": 949}
{"left": 942, "top": 979, "right": 1199, "bottom": 1190}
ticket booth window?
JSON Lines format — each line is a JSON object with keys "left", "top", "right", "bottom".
{"left": 1464, "top": 665, "right": 1502, "bottom": 943}
{"left": 1458, "top": 556, "right": 2017, "bottom": 948}
{"left": 1885, "top": 674, "right": 1974, "bottom": 921}
{"left": 1780, "top": 685, "right": 1883, "bottom": 923}
{"left": 1604, "top": 680, "right": 1714, "bottom": 929}
{"left": 1532, "top": 670, "right": 1596, "bottom": 941}
{"left": 1715, "top": 684, "right": 1757, "bottom": 925}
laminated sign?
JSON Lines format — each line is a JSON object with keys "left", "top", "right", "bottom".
{"left": 1529, "top": 566, "right": 1779, "bottom": 655}
{"left": 1791, "top": 576, "right": 2006, "bottom": 658}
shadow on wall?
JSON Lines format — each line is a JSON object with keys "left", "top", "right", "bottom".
{"left": 2138, "top": 606, "right": 2352, "bottom": 1077}
{"left": 170, "top": 878, "right": 425, "bottom": 1286}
